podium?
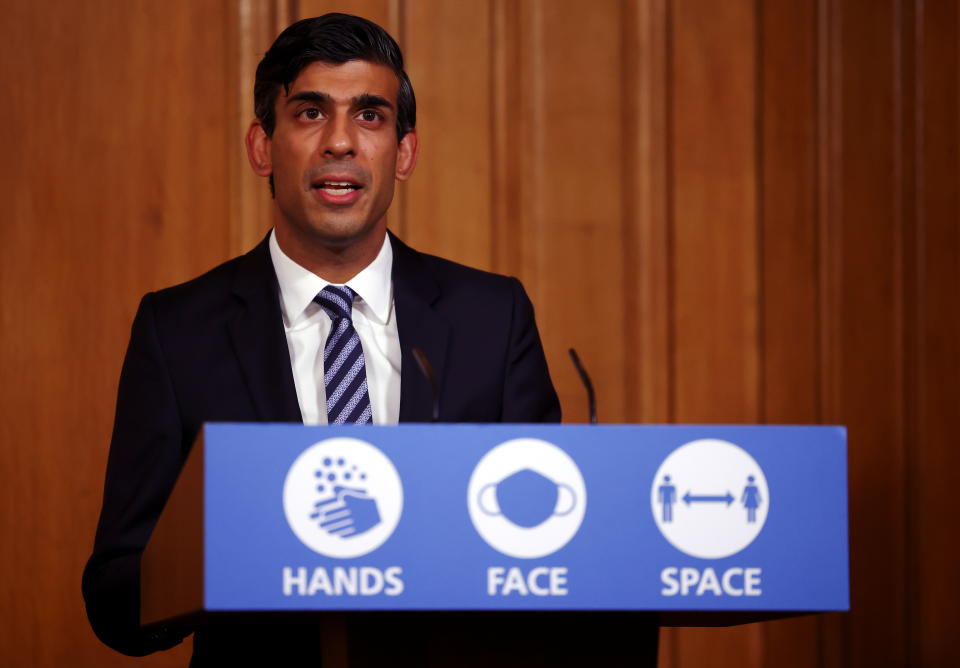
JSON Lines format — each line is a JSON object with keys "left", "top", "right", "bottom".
{"left": 142, "top": 424, "right": 848, "bottom": 666}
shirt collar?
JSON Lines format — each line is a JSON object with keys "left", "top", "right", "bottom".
{"left": 269, "top": 229, "right": 393, "bottom": 327}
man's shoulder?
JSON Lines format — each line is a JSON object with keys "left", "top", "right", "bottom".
{"left": 417, "top": 250, "right": 516, "bottom": 290}
{"left": 144, "top": 239, "right": 271, "bottom": 319}
{"left": 147, "top": 255, "right": 240, "bottom": 310}
{"left": 158, "top": 254, "right": 243, "bottom": 295}
{"left": 392, "top": 234, "right": 521, "bottom": 302}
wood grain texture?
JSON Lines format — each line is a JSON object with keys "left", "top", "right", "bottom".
{"left": 834, "top": 2, "right": 908, "bottom": 666}
{"left": 3, "top": 1, "right": 958, "bottom": 666}
{"left": 757, "top": 0, "right": 822, "bottom": 665}
{"left": 229, "top": 0, "right": 295, "bottom": 256}
{"left": 670, "top": 0, "right": 759, "bottom": 425}
{"left": 297, "top": 0, "right": 397, "bottom": 28}
{"left": 908, "top": 1, "right": 960, "bottom": 664}
{"left": 401, "top": 0, "right": 494, "bottom": 271}
{"left": 516, "top": 0, "right": 630, "bottom": 424}
{"left": 0, "top": 0, "right": 237, "bottom": 665}
{"left": 491, "top": 0, "right": 525, "bottom": 278}
{"left": 629, "top": 0, "right": 671, "bottom": 426}
{"left": 667, "top": 0, "right": 761, "bottom": 666}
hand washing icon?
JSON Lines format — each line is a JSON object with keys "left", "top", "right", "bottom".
{"left": 283, "top": 437, "right": 404, "bottom": 559}
{"left": 478, "top": 468, "right": 577, "bottom": 528}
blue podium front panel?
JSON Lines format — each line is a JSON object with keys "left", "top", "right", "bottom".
{"left": 201, "top": 424, "right": 848, "bottom": 613}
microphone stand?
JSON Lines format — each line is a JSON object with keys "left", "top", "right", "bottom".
{"left": 568, "top": 348, "right": 597, "bottom": 424}
{"left": 412, "top": 346, "right": 440, "bottom": 422}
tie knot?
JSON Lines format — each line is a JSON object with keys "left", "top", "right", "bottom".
{"left": 315, "top": 285, "right": 355, "bottom": 321}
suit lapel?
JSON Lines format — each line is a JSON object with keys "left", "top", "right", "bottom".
{"left": 228, "top": 235, "right": 303, "bottom": 423}
{"left": 391, "top": 232, "right": 450, "bottom": 423}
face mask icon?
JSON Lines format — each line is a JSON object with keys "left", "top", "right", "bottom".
{"left": 478, "top": 468, "right": 577, "bottom": 528}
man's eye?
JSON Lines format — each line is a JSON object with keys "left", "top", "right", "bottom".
{"left": 358, "top": 110, "right": 381, "bottom": 123}
{"left": 301, "top": 108, "right": 321, "bottom": 120}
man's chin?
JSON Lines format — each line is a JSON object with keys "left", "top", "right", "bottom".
{"left": 287, "top": 218, "right": 387, "bottom": 253}
{"left": 315, "top": 224, "right": 383, "bottom": 249}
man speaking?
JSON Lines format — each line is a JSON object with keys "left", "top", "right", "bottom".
{"left": 83, "top": 13, "right": 560, "bottom": 664}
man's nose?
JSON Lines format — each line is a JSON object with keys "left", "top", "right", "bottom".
{"left": 322, "top": 114, "right": 356, "bottom": 159}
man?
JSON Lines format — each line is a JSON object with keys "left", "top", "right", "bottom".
{"left": 83, "top": 13, "right": 560, "bottom": 664}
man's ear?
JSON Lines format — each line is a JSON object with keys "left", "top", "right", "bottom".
{"left": 245, "top": 120, "right": 272, "bottom": 177}
{"left": 395, "top": 130, "right": 419, "bottom": 182}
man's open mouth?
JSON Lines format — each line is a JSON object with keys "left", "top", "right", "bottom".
{"left": 313, "top": 181, "right": 362, "bottom": 195}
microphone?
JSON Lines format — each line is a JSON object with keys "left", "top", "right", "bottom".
{"left": 411, "top": 346, "right": 440, "bottom": 422}
{"left": 568, "top": 348, "right": 597, "bottom": 424}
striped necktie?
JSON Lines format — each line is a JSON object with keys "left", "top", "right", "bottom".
{"left": 314, "top": 285, "right": 373, "bottom": 424}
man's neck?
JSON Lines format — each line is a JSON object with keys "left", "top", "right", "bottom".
{"left": 273, "top": 224, "right": 387, "bottom": 284}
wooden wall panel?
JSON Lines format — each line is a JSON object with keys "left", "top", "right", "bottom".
{"left": 402, "top": 0, "right": 495, "bottom": 271}
{"left": 514, "top": 0, "right": 630, "bottom": 424}
{"left": 229, "top": 0, "right": 295, "bottom": 255}
{"left": 298, "top": 0, "right": 397, "bottom": 31}
{"left": 757, "top": 0, "right": 821, "bottom": 663}
{"left": 666, "top": 0, "right": 760, "bottom": 664}
{"left": 814, "top": 2, "right": 848, "bottom": 663}
{"left": 490, "top": 0, "right": 524, "bottom": 279}
{"left": 627, "top": 0, "right": 671, "bottom": 426}
{"left": 3, "top": 1, "right": 959, "bottom": 666}
{"left": 909, "top": 1, "right": 960, "bottom": 664}
{"left": 670, "top": 0, "right": 759, "bottom": 425}
{"left": 834, "top": 1, "right": 908, "bottom": 666}
{"left": 0, "top": 1, "right": 237, "bottom": 665}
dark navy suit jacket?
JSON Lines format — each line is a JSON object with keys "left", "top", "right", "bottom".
{"left": 82, "top": 232, "right": 561, "bottom": 661}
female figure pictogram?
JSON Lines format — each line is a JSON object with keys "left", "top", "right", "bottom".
{"left": 741, "top": 475, "right": 762, "bottom": 523}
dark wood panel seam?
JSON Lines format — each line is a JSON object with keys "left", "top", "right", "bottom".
{"left": 892, "top": 1, "right": 916, "bottom": 665}
{"left": 755, "top": 0, "right": 767, "bottom": 428}
{"left": 488, "top": 0, "right": 499, "bottom": 273}
{"left": 665, "top": 0, "right": 676, "bottom": 426}
{"left": 902, "top": 0, "right": 924, "bottom": 664}
{"left": 620, "top": 0, "right": 640, "bottom": 422}
{"left": 815, "top": 0, "right": 849, "bottom": 664}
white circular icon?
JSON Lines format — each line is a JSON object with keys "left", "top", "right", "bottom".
{"left": 283, "top": 438, "right": 403, "bottom": 558}
{"left": 651, "top": 439, "right": 769, "bottom": 559}
{"left": 467, "top": 438, "right": 586, "bottom": 559}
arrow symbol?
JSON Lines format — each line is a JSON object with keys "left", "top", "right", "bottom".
{"left": 683, "top": 491, "right": 734, "bottom": 506}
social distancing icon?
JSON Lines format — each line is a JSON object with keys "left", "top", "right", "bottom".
{"left": 651, "top": 439, "right": 769, "bottom": 559}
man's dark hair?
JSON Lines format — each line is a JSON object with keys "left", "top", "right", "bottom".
{"left": 254, "top": 13, "right": 416, "bottom": 141}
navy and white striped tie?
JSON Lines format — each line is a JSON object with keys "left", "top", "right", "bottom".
{"left": 315, "top": 285, "right": 373, "bottom": 425}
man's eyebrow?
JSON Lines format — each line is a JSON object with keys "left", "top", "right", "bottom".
{"left": 285, "top": 91, "right": 332, "bottom": 106}
{"left": 352, "top": 93, "right": 394, "bottom": 111}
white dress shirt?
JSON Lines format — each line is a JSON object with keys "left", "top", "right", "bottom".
{"left": 269, "top": 230, "right": 401, "bottom": 425}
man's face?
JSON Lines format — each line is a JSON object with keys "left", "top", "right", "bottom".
{"left": 250, "top": 60, "right": 417, "bottom": 250}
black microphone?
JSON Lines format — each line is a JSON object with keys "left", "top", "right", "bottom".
{"left": 411, "top": 346, "right": 440, "bottom": 422}
{"left": 568, "top": 348, "right": 597, "bottom": 424}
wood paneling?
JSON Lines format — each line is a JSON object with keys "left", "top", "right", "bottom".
{"left": 229, "top": 0, "right": 295, "bottom": 255}
{"left": 402, "top": 0, "right": 494, "bottom": 270}
{"left": 298, "top": 0, "right": 397, "bottom": 30}
{"left": 908, "top": 1, "right": 960, "bottom": 664}
{"left": 2, "top": 1, "right": 958, "bottom": 666}
{"left": 629, "top": 0, "right": 672, "bottom": 426}
{"left": 519, "top": 0, "right": 631, "bottom": 424}
{"left": 0, "top": 1, "right": 237, "bottom": 665}
{"left": 671, "top": 0, "right": 759, "bottom": 425}
{"left": 757, "top": 1, "right": 822, "bottom": 665}
{"left": 667, "top": 0, "right": 761, "bottom": 665}
{"left": 835, "top": 1, "right": 908, "bottom": 665}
